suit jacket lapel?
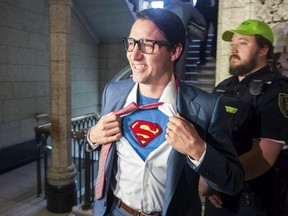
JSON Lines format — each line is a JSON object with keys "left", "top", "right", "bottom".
{"left": 103, "top": 79, "right": 135, "bottom": 202}
{"left": 102, "top": 79, "right": 135, "bottom": 114}
{"left": 177, "top": 81, "right": 200, "bottom": 123}
{"left": 163, "top": 149, "right": 186, "bottom": 214}
{"left": 163, "top": 81, "right": 201, "bottom": 213}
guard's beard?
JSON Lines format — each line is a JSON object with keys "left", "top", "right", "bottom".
{"left": 229, "top": 54, "right": 258, "bottom": 77}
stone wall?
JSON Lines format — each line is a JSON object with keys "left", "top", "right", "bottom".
{"left": 0, "top": 0, "right": 100, "bottom": 149}
{"left": 99, "top": 43, "right": 129, "bottom": 100}
{"left": 0, "top": 0, "right": 50, "bottom": 149}
{"left": 71, "top": 12, "right": 100, "bottom": 116}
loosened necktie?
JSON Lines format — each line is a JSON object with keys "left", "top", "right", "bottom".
{"left": 95, "top": 101, "right": 164, "bottom": 199}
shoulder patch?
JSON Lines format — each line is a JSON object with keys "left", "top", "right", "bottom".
{"left": 278, "top": 93, "right": 288, "bottom": 118}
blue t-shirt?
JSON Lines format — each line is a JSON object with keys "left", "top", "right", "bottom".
{"left": 122, "top": 93, "right": 169, "bottom": 160}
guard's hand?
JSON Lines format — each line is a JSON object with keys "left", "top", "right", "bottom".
{"left": 199, "top": 177, "right": 223, "bottom": 208}
{"left": 206, "top": 190, "right": 223, "bottom": 208}
{"left": 165, "top": 113, "right": 205, "bottom": 160}
{"left": 198, "top": 176, "right": 211, "bottom": 196}
{"left": 89, "top": 112, "right": 122, "bottom": 145}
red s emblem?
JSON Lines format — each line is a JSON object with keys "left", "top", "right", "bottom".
{"left": 130, "top": 120, "right": 163, "bottom": 147}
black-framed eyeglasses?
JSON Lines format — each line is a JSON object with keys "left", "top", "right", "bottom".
{"left": 122, "top": 38, "right": 172, "bottom": 54}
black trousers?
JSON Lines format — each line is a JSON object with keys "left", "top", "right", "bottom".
{"left": 195, "top": 5, "right": 218, "bottom": 61}
{"left": 204, "top": 192, "right": 268, "bottom": 216}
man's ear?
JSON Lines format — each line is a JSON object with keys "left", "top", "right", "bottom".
{"left": 259, "top": 45, "right": 269, "bottom": 57}
{"left": 171, "top": 44, "right": 183, "bottom": 61}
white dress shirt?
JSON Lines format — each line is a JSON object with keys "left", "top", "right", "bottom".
{"left": 112, "top": 76, "right": 177, "bottom": 213}
{"left": 87, "top": 75, "right": 206, "bottom": 213}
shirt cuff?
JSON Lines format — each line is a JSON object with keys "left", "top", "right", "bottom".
{"left": 86, "top": 128, "right": 100, "bottom": 152}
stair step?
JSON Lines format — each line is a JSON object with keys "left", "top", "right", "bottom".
{"left": 185, "top": 70, "right": 215, "bottom": 77}
{"left": 185, "top": 65, "right": 216, "bottom": 72}
{"left": 188, "top": 45, "right": 212, "bottom": 51}
{"left": 184, "top": 81, "right": 214, "bottom": 93}
{"left": 187, "top": 50, "right": 212, "bottom": 58}
{"left": 185, "top": 79, "right": 215, "bottom": 85}
{"left": 185, "top": 61, "right": 215, "bottom": 67}
{"left": 184, "top": 33, "right": 216, "bottom": 92}
{"left": 186, "top": 57, "right": 215, "bottom": 64}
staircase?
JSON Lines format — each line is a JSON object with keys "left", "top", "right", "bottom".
{"left": 183, "top": 34, "right": 216, "bottom": 93}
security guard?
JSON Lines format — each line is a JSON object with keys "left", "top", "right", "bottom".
{"left": 199, "top": 19, "right": 288, "bottom": 216}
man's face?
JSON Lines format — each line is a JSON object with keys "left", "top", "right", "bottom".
{"left": 229, "top": 34, "right": 261, "bottom": 77}
{"left": 126, "top": 19, "right": 177, "bottom": 87}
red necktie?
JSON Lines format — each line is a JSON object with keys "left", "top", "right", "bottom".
{"left": 94, "top": 101, "right": 164, "bottom": 199}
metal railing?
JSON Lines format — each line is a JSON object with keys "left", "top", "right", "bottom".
{"left": 34, "top": 113, "right": 99, "bottom": 207}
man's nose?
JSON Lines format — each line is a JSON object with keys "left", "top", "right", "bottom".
{"left": 129, "top": 43, "right": 143, "bottom": 59}
{"left": 230, "top": 46, "right": 237, "bottom": 54}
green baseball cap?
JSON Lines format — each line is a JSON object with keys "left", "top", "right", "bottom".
{"left": 222, "top": 19, "right": 274, "bottom": 44}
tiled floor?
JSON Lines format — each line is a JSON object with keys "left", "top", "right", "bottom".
{"left": 0, "top": 162, "right": 74, "bottom": 216}
{"left": 0, "top": 161, "right": 206, "bottom": 216}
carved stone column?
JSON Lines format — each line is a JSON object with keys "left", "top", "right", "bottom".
{"left": 46, "top": 0, "right": 77, "bottom": 213}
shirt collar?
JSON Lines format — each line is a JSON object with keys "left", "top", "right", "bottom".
{"left": 234, "top": 65, "right": 272, "bottom": 84}
{"left": 124, "top": 74, "right": 177, "bottom": 109}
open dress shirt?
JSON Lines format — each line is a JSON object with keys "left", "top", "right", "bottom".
{"left": 88, "top": 75, "right": 206, "bottom": 213}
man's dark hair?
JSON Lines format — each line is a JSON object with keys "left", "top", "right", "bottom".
{"left": 136, "top": 8, "right": 186, "bottom": 50}
{"left": 255, "top": 35, "right": 274, "bottom": 60}
{"left": 255, "top": 35, "right": 278, "bottom": 71}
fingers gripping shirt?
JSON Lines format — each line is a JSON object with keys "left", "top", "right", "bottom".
{"left": 113, "top": 77, "right": 177, "bottom": 212}
{"left": 122, "top": 94, "right": 169, "bottom": 160}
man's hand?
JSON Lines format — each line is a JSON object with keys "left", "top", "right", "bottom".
{"left": 206, "top": 191, "right": 223, "bottom": 208}
{"left": 89, "top": 112, "right": 122, "bottom": 145}
{"left": 198, "top": 176, "right": 211, "bottom": 196}
{"left": 199, "top": 176, "right": 223, "bottom": 208}
{"left": 165, "top": 113, "right": 206, "bottom": 161}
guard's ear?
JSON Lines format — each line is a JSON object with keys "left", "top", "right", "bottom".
{"left": 259, "top": 44, "right": 269, "bottom": 57}
{"left": 171, "top": 44, "right": 183, "bottom": 62}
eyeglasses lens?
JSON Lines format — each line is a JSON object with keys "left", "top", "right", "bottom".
{"left": 123, "top": 38, "right": 154, "bottom": 54}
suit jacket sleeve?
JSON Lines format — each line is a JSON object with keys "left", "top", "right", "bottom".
{"left": 194, "top": 96, "right": 244, "bottom": 195}
{"left": 178, "top": 82, "right": 244, "bottom": 195}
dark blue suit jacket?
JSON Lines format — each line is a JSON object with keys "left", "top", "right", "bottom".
{"left": 93, "top": 78, "right": 243, "bottom": 216}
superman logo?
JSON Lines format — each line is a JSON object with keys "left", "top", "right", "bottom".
{"left": 130, "top": 120, "right": 163, "bottom": 147}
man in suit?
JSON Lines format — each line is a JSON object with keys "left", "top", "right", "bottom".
{"left": 195, "top": 0, "right": 218, "bottom": 65}
{"left": 87, "top": 8, "right": 243, "bottom": 216}
{"left": 166, "top": 0, "right": 206, "bottom": 79}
